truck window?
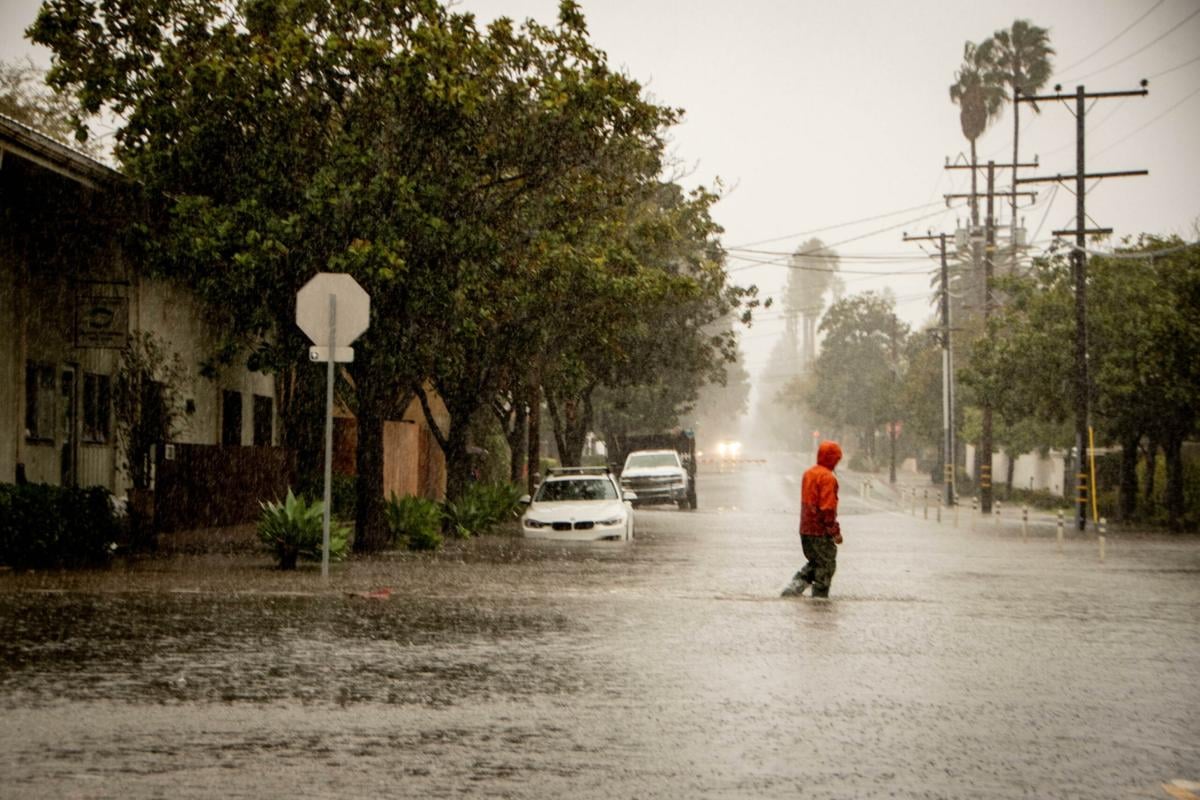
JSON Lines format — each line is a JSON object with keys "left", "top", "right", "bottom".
{"left": 625, "top": 452, "right": 679, "bottom": 469}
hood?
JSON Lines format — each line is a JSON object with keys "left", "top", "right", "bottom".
{"left": 817, "top": 440, "right": 842, "bottom": 470}
{"left": 527, "top": 499, "right": 626, "bottom": 519}
{"left": 621, "top": 465, "right": 684, "bottom": 477}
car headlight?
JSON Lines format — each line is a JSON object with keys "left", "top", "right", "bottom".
{"left": 596, "top": 516, "right": 625, "bottom": 526}
{"left": 523, "top": 518, "right": 548, "bottom": 529}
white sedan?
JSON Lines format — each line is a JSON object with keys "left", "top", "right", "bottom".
{"left": 521, "top": 470, "right": 636, "bottom": 541}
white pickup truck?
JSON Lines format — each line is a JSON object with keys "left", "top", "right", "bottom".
{"left": 619, "top": 449, "right": 693, "bottom": 509}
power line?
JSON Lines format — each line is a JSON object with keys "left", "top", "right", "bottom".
{"left": 1091, "top": 85, "right": 1200, "bottom": 157}
{"left": 726, "top": 207, "right": 953, "bottom": 272}
{"left": 1058, "top": 5, "right": 1200, "bottom": 84}
{"left": 1149, "top": 53, "right": 1200, "bottom": 79}
{"left": 1053, "top": 237, "right": 1200, "bottom": 260}
{"left": 727, "top": 200, "right": 945, "bottom": 249}
{"left": 1054, "top": 0, "right": 1168, "bottom": 75}
{"left": 727, "top": 248, "right": 933, "bottom": 261}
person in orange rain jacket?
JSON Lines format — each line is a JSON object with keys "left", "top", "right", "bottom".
{"left": 782, "top": 440, "right": 843, "bottom": 599}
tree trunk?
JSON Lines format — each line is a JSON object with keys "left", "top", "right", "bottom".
{"left": 1143, "top": 438, "right": 1158, "bottom": 507}
{"left": 546, "top": 390, "right": 593, "bottom": 468}
{"left": 508, "top": 402, "right": 527, "bottom": 484}
{"left": 1164, "top": 434, "right": 1185, "bottom": 532}
{"left": 545, "top": 394, "right": 573, "bottom": 467}
{"left": 277, "top": 362, "right": 326, "bottom": 481}
{"left": 1119, "top": 433, "right": 1139, "bottom": 522}
{"left": 1005, "top": 448, "right": 1016, "bottom": 500}
{"left": 443, "top": 418, "right": 472, "bottom": 503}
{"left": 491, "top": 393, "right": 528, "bottom": 485}
{"left": 353, "top": 389, "right": 390, "bottom": 553}
{"left": 527, "top": 379, "right": 541, "bottom": 495}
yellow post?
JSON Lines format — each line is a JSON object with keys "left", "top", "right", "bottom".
{"left": 1088, "top": 426, "right": 1099, "bottom": 523}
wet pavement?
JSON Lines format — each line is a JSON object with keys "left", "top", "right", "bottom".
{"left": 1, "top": 454, "right": 1198, "bottom": 799}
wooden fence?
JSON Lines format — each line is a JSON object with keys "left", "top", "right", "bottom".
{"left": 154, "top": 444, "right": 295, "bottom": 532}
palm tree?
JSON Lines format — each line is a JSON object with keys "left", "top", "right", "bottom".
{"left": 949, "top": 41, "right": 1006, "bottom": 230}
{"left": 989, "top": 20, "right": 1054, "bottom": 252}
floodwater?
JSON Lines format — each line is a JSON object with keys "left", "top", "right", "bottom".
{"left": 1, "top": 456, "right": 1198, "bottom": 799}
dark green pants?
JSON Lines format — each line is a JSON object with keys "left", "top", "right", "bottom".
{"left": 797, "top": 535, "right": 838, "bottom": 596}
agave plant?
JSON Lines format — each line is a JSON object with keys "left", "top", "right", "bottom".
{"left": 384, "top": 493, "right": 444, "bottom": 551}
{"left": 257, "top": 489, "right": 349, "bottom": 570}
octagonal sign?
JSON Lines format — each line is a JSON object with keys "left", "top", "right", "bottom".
{"left": 296, "top": 272, "right": 370, "bottom": 347}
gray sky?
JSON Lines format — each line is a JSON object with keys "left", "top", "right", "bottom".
{"left": 4, "top": 0, "right": 1199, "bottom": 380}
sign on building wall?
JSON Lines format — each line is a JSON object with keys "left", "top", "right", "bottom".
{"left": 75, "top": 288, "right": 128, "bottom": 349}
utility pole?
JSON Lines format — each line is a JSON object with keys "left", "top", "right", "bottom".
{"left": 903, "top": 231, "right": 955, "bottom": 507}
{"left": 1015, "top": 82, "right": 1148, "bottom": 531}
{"left": 889, "top": 312, "right": 899, "bottom": 486}
{"left": 979, "top": 160, "right": 997, "bottom": 514}
{"left": 944, "top": 160, "right": 1036, "bottom": 514}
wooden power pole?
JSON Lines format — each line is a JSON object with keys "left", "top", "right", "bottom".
{"left": 1015, "top": 82, "right": 1148, "bottom": 531}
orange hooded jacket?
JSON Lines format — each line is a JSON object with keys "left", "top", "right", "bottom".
{"left": 800, "top": 441, "right": 842, "bottom": 538}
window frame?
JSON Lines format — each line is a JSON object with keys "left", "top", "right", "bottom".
{"left": 24, "top": 361, "right": 57, "bottom": 443}
{"left": 81, "top": 372, "right": 113, "bottom": 444}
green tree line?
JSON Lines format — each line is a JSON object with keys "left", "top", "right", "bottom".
{"left": 28, "top": 0, "right": 759, "bottom": 549}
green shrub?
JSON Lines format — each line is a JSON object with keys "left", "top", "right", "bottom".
{"left": 257, "top": 489, "right": 348, "bottom": 570}
{"left": 295, "top": 472, "right": 357, "bottom": 520}
{"left": 473, "top": 482, "right": 525, "bottom": 523}
{"left": 442, "top": 492, "right": 490, "bottom": 539}
{"left": 1005, "top": 486, "right": 1072, "bottom": 512}
{"left": 443, "top": 482, "right": 525, "bottom": 538}
{"left": 384, "top": 493, "right": 443, "bottom": 551}
{"left": 0, "top": 483, "right": 118, "bottom": 569}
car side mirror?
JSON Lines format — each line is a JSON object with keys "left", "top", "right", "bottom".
{"left": 623, "top": 491, "right": 638, "bottom": 502}
{"left": 519, "top": 494, "right": 532, "bottom": 505}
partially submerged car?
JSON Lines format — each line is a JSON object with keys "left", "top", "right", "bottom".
{"left": 619, "top": 449, "right": 692, "bottom": 509}
{"left": 521, "top": 467, "right": 636, "bottom": 541}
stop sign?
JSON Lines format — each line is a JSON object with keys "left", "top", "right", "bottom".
{"left": 296, "top": 273, "right": 370, "bottom": 346}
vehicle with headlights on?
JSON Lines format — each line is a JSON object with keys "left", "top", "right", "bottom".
{"left": 520, "top": 467, "right": 636, "bottom": 541}
{"left": 619, "top": 449, "right": 692, "bottom": 509}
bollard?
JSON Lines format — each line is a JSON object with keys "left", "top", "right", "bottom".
{"left": 1021, "top": 505, "right": 1029, "bottom": 542}
{"left": 911, "top": 489, "right": 917, "bottom": 516}
{"left": 1099, "top": 517, "right": 1108, "bottom": 563}
{"left": 995, "top": 499, "right": 1002, "bottom": 526}
{"left": 1056, "top": 510, "right": 1064, "bottom": 554}
{"left": 923, "top": 489, "right": 929, "bottom": 520}
{"left": 936, "top": 496, "right": 943, "bottom": 524}
{"left": 970, "top": 496, "right": 977, "bottom": 529}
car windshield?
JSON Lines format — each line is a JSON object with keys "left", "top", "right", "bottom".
{"left": 625, "top": 452, "right": 678, "bottom": 469}
{"left": 535, "top": 478, "right": 617, "bottom": 502}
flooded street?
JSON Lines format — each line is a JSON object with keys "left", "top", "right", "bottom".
{"left": 2, "top": 458, "right": 1198, "bottom": 799}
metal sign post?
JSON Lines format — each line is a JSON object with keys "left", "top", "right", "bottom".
{"left": 321, "top": 293, "right": 336, "bottom": 579}
{"left": 296, "top": 273, "right": 370, "bottom": 579}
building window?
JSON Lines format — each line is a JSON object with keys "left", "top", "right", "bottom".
{"left": 25, "top": 362, "right": 56, "bottom": 441}
{"left": 82, "top": 373, "right": 112, "bottom": 443}
{"left": 222, "top": 390, "right": 243, "bottom": 446}
{"left": 253, "top": 395, "right": 273, "bottom": 446}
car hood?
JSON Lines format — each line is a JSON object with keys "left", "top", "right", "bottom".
{"left": 525, "top": 500, "right": 627, "bottom": 520}
{"left": 621, "top": 465, "right": 684, "bottom": 478}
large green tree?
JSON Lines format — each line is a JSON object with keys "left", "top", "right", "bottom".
{"left": 32, "top": 0, "right": 714, "bottom": 546}
{"left": 792, "top": 291, "right": 908, "bottom": 463}
{"left": 963, "top": 239, "right": 1200, "bottom": 528}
